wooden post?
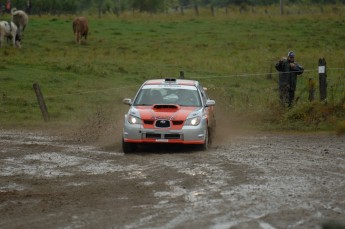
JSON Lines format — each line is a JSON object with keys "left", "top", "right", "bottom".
{"left": 308, "top": 77, "right": 316, "bottom": 102}
{"left": 318, "top": 58, "right": 327, "bottom": 101}
{"left": 211, "top": 5, "right": 215, "bottom": 16}
{"left": 194, "top": 4, "right": 199, "bottom": 16}
{"left": 33, "top": 83, "right": 50, "bottom": 122}
{"left": 179, "top": 71, "right": 185, "bottom": 79}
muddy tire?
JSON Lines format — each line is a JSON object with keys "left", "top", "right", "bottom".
{"left": 198, "top": 128, "right": 209, "bottom": 151}
{"left": 208, "top": 126, "right": 214, "bottom": 146}
{"left": 122, "top": 139, "right": 136, "bottom": 153}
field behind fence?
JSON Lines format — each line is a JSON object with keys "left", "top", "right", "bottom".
{"left": 0, "top": 7, "right": 344, "bottom": 132}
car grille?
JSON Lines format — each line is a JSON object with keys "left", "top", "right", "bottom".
{"left": 172, "top": 121, "right": 183, "bottom": 125}
{"left": 155, "top": 120, "right": 170, "bottom": 128}
{"left": 143, "top": 120, "right": 184, "bottom": 127}
{"left": 145, "top": 133, "right": 182, "bottom": 140}
{"left": 145, "top": 133, "right": 161, "bottom": 139}
{"left": 165, "top": 134, "right": 181, "bottom": 139}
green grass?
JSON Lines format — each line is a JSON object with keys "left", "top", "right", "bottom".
{"left": 0, "top": 5, "right": 345, "bottom": 131}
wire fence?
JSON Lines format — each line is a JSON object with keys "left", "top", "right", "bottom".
{"left": 2, "top": 67, "right": 345, "bottom": 100}
{"left": 1, "top": 66, "right": 344, "bottom": 124}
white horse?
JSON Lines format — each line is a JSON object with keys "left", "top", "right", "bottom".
{"left": 11, "top": 8, "right": 29, "bottom": 38}
{"left": 0, "top": 21, "right": 21, "bottom": 48}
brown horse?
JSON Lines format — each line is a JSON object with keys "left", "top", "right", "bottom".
{"left": 72, "top": 17, "right": 88, "bottom": 44}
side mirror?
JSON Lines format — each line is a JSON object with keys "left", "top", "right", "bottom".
{"left": 123, "top": 98, "right": 132, "bottom": 105}
{"left": 205, "top": 99, "right": 215, "bottom": 107}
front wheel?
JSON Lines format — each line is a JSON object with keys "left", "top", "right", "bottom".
{"left": 198, "top": 128, "right": 209, "bottom": 151}
{"left": 122, "top": 139, "right": 136, "bottom": 153}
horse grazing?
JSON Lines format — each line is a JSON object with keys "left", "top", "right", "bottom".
{"left": 72, "top": 17, "right": 88, "bottom": 44}
{"left": 11, "top": 8, "right": 29, "bottom": 38}
{"left": 0, "top": 21, "right": 21, "bottom": 48}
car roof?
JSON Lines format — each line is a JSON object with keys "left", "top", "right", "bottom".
{"left": 143, "top": 78, "right": 198, "bottom": 87}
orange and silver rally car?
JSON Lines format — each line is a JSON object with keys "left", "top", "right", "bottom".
{"left": 122, "top": 78, "right": 216, "bottom": 153}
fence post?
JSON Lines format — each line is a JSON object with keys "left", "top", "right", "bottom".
{"left": 33, "top": 82, "right": 50, "bottom": 122}
{"left": 318, "top": 58, "right": 327, "bottom": 101}
{"left": 194, "top": 4, "right": 199, "bottom": 16}
{"left": 308, "top": 77, "right": 316, "bottom": 102}
{"left": 179, "top": 71, "right": 185, "bottom": 79}
{"left": 211, "top": 5, "right": 215, "bottom": 16}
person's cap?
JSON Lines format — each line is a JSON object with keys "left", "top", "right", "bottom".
{"left": 288, "top": 51, "right": 295, "bottom": 58}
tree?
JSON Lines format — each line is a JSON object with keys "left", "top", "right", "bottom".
{"left": 128, "top": 0, "right": 166, "bottom": 13}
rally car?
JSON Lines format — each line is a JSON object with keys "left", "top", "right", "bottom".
{"left": 122, "top": 78, "right": 216, "bottom": 153}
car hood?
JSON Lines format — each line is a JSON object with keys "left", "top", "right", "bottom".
{"left": 130, "top": 104, "right": 201, "bottom": 121}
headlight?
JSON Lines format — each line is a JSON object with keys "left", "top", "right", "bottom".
{"left": 184, "top": 116, "right": 201, "bottom": 126}
{"left": 127, "top": 115, "right": 142, "bottom": 124}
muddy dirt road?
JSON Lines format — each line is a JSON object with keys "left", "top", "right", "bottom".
{"left": 0, "top": 129, "right": 344, "bottom": 229}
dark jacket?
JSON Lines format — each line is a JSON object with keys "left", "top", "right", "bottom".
{"left": 275, "top": 58, "right": 304, "bottom": 91}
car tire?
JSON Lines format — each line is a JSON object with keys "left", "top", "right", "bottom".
{"left": 208, "top": 126, "right": 214, "bottom": 146}
{"left": 198, "top": 128, "right": 209, "bottom": 151}
{"left": 122, "top": 138, "right": 136, "bottom": 153}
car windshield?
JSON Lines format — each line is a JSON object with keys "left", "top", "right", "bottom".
{"left": 133, "top": 86, "right": 202, "bottom": 107}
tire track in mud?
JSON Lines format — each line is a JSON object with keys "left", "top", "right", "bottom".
{"left": 126, "top": 153, "right": 258, "bottom": 229}
{"left": 0, "top": 130, "right": 345, "bottom": 229}
{"left": 213, "top": 135, "right": 345, "bottom": 228}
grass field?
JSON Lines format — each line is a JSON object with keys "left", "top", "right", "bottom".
{"left": 0, "top": 5, "right": 345, "bottom": 133}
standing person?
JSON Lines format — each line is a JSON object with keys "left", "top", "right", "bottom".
{"left": 26, "top": 0, "right": 31, "bottom": 14}
{"left": 5, "top": 0, "right": 10, "bottom": 14}
{"left": 275, "top": 51, "right": 304, "bottom": 107}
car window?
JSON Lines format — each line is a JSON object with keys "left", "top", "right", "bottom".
{"left": 175, "top": 89, "right": 201, "bottom": 106}
{"left": 134, "top": 89, "right": 162, "bottom": 105}
{"left": 133, "top": 87, "right": 201, "bottom": 107}
{"left": 198, "top": 85, "right": 208, "bottom": 105}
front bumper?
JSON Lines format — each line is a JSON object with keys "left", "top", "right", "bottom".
{"left": 123, "top": 116, "right": 207, "bottom": 145}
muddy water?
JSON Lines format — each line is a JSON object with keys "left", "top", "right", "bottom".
{"left": 0, "top": 130, "right": 344, "bottom": 229}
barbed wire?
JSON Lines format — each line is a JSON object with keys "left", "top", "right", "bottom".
{"left": 191, "top": 67, "right": 344, "bottom": 79}
{"left": 192, "top": 69, "right": 314, "bottom": 79}
{"left": 2, "top": 67, "right": 344, "bottom": 100}
{"left": 43, "top": 85, "right": 139, "bottom": 99}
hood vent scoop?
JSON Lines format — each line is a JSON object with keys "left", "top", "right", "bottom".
{"left": 153, "top": 104, "right": 179, "bottom": 110}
